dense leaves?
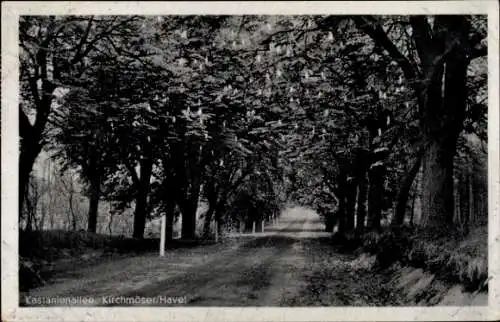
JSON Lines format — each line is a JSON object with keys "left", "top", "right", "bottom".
{"left": 20, "top": 15, "right": 487, "bottom": 239}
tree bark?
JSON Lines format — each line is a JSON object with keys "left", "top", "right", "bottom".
{"left": 214, "top": 202, "right": 226, "bottom": 237}
{"left": 353, "top": 16, "right": 472, "bottom": 232}
{"left": 24, "top": 183, "right": 34, "bottom": 232}
{"left": 467, "top": 166, "right": 474, "bottom": 229}
{"left": 68, "top": 190, "right": 77, "bottom": 231}
{"left": 180, "top": 143, "right": 203, "bottom": 240}
{"left": 87, "top": 172, "right": 101, "bottom": 233}
{"left": 19, "top": 55, "right": 56, "bottom": 209}
{"left": 356, "top": 173, "right": 368, "bottom": 235}
{"left": 181, "top": 201, "right": 197, "bottom": 240}
{"left": 108, "top": 201, "right": 114, "bottom": 235}
{"left": 344, "top": 179, "right": 357, "bottom": 231}
{"left": 19, "top": 140, "right": 42, "bottom": 213}
{"left": 457, "top": 168, "right": 470, "bottom": 234}
{"left": 335, "top": 181, "right": 347, "bottom": 234}
{"left": 410, "top": 185, "right": 417, "bottom": 227}
{"left": 202, "top": 203, "right": 216, "bottom": 239}
{"left": 180, "top": 177, "right": 202, "bottom": 240}
{"left": 160, "top": 198, "right": 175, "bottom": 244}
{"left": 368, "top": 165, "right": 384, "bottom": 231}
{"left": 418, "top": 16, "right": 470, "bottom": 231}
{"left": 133, "top": 157, "right": 153, "bottom": 239}
{"left": 393, "top": 151, "right": 423, "bottom": 226}
{"left": 420, "top": 139, "right": 456, "bottom": 229}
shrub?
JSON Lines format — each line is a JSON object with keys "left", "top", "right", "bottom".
{"left": 359, "top": 225, "right": 488, "bottom": 291}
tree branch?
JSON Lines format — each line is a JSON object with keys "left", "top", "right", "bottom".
{"left": 352, "top": 16, "right": 417, "bottom": 80}
{"left": 409, "top": 16, "right": 434, "bottom": 68}
{"left": 70, "top": 16, "right": 94, "bottom": 64}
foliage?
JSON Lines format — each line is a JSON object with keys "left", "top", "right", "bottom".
{"left": 21, "top": 15, "right": 488, "bottom": 239}
{"left": 360, "top": 226, "right": 488, "bottom": 291}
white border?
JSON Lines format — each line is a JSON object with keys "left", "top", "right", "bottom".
{"left": 2, "top": 1, "right": 499, "bottom": 321}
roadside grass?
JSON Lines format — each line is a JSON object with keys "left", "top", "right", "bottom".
{"left": 294, "top": 225, "right": 488, "bottom": 306}
{"left": 19, "top": 229, "right": 214, "bottom": 292}
{"left": 358, "top": 225, "right": 488, "bottom": 292}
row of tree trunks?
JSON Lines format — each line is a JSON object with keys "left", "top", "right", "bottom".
{"left": 338, "top": 170, "right": 383, "bottom": 235}
{"left": 86, "top": 146, "right": 156, "bottom": 239}
{"left": 202, "top": 198, "right": 226, "bottom": 239}
{"left": 396, "top": 150, "right": 487, "bottom": 232}
{"left": 352, "top": 16, "right": 474, "bottom": 231}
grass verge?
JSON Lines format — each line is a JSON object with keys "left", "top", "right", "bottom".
{"left": 331, "top": 225, "right": 487, "bottom": 292}
{"left": 19, "top": 229, "right": 214, "bottom": 291}
{"left": 358, "top": 225, "right": 488, "bottom": 292}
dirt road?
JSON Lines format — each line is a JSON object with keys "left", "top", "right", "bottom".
{"left": 22, "top": 207, "right": 387, "bottom": 306}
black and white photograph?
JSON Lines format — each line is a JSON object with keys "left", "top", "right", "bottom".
{"left": 2, "top": 1, "right": 499, "bottom": 321}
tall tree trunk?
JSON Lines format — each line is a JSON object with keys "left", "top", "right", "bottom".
{"left": 458, "top": 168, "right": 470, "bottom": 234}
{"left": 19, "top": 71, "right": 55, "bottom": 210}
{"left": 356, "top": 173, "right": 368, "bottom": 235}
{"left": 453, "top": 173, "right": 461, "bottom": 226}
{"left": 180, "top": 144, "right": 203, "bottom": 240}
{"left": 410, "top": 186, "right": 417, "bottom": 227}
{"left": 393, "top": 152, "right": 423, "bottom": 226}
{"left": 161, "top": 166, "right": 178, "bottom": 243}
{"left": 354, "top": 16, "right": 472, "bottom": 233}
{"left": 202, "top": 181, "right": 218, "bottom": 239}
{"left": 87, "top": 174, "right": 101, "bottom": 233}
{"left": 181, "top": 202, "right": 197, "bottom": 240}
{"left": 421, "top": 139, "right": 456, "bottom": 229}
{"left": 39, "top": 160, "right": 51, "bottom": 231}
{"left": 181, "top": 178, "right": 201, "bottom": 240}
{"left": 19, "top": 142, "right": 41, "bottom": 213}
{"left": 133, "top": 157, "right": 153, "bottom": 239}
{"left": 344, "top": 179, "right": 357, "bottom": 231}
{"left": 164, "top": 201, "right": 175, "bottom": 243}
{"left": 368, "top": 165, "right": 384, "bottom": 231}
{"left": 24, "top": 183, "right": 34, "bottom": 232}
{"left": 214, "top": 202, "right": 226, "bottom": 237}
{"left": 202, "top": 202, "right": 216, "bottom": 239}
{"left": 68, "top": 190, "right": 77, "bottom": 231}
{"left": 336, "top": 186, "right": 347, "bottom": 233}
{"left": 467, "top": 166, "right": 474, "bottom": 229}
{"left": 419, "top": 16, "right": 470, "bottom": 231}
{"left": 133, "top": 192, "right": 148, "bottom": 239}
{"left": 40, "top": 202, "right": 47, "bottom": 231}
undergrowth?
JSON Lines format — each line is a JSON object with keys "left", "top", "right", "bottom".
{"left": 331, "top": 225, "right": 488, "bottom": 292}
{"left": 357, "top": 225, "right": 488, "bottom": 292}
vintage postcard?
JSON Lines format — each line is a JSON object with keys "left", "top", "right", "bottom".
{"left": 2, "top": 1, "right": 499, "bottom": 321}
